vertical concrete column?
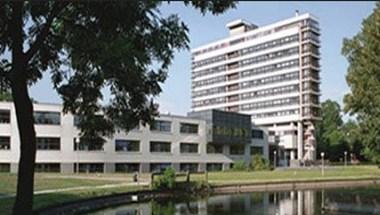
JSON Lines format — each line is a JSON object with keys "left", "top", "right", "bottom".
{"left": 140, "top": 163, "right": 150, "bottom": 173}
{"left": 104, "top": 163, "right": 115, "bottom": 173}
{"left": 297, "top": 190, "right": 304, "bottom": 215}
{"left": 223, "top": 163, "right": 230, "bottom": 171}
{"left": 199, "top": 163, "right": 206, "bottom": 172}
{"left": 61, "top": 163, "right": 74, "bottom": 174}
{"left": 10, "top": 163, "right": 18, "bottom": 173}
{"left": 297, "top": 122, "right": 303, "bottom": 160}
{"left": 244, "top": 144, "right": 251, "bottom": 164}
{"left": 290, "top": 150, "right": 295, "bottom": 160}
{"left": 172, "top": 163, "right": 180, "bottom": 172}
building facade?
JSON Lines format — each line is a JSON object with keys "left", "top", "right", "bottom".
{"left": 0, "top": 102, "right": 268, "bottom": 173}
{"left": 191, "top": 12, "right": 321, "bottom": 165}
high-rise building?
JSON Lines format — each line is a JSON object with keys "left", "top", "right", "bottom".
{"left": 191, "top": 12, "right": 321, "bottom": 165}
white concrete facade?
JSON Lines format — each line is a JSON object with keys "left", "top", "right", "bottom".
{"left": 0, "top": 102, "right": 268, "bottom": 173}
{"left": 191, "top": 13, "right": 321, "bottom": 165}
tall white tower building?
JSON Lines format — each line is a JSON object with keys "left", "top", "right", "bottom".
{"left": 191, "top": 12, "right": 321, "bottom": 165}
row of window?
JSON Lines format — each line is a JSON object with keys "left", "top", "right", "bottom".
{"left": 240, "top": 96, "right": 299, "bottom": 111}
{"left": 251, "top": 109, "right": 299, "bottom": 119}
{"left": 193, "top": 58, "right": 299, "bottom": 90}
{"left": 206, "top": 144, "right": 264, "bottom": 155}
{"left": 193, "top": 46, "right": 299, "bottom": 80}
{"left": 192, "top": 34, "right": 299, "bottom": 69}
{"left": 192, "top": 18, "right": 318, "bottom": 57}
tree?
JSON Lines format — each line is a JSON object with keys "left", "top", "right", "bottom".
{"left": 316, "top": 100, "right": 347, "bottom": 161}
{"left": 342, "top": 2, "right": 380, "bottom": 166}
{"left": 0, "top": 1, "right": 236, "bottom": 214}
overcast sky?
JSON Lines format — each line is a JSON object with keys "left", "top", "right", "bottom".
{"left": 30, "top": 1, "right": 376, "bottom": 115}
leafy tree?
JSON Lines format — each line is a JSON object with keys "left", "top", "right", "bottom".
{"left": 0, "top": 1, "right": 236, "bottom": 214}
{"left": 342, "top": 2, "right": 380, "bottom": 166}
{"left": 250, "top": 154, "right": 270, "bottom": 171}
{"left": 0, "top": 90, "right": 12, "bottom": 101}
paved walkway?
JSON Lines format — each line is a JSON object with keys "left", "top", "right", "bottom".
{"left": 0, "top": 181, "right": 149, "bottom": 200}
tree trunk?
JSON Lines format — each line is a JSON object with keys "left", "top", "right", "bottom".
{"left": 10, "top": 1, "right": 37, "bottom": 215}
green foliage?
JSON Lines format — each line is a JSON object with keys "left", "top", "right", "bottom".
{"left": 151, "top": 200, "right": 175, "bottom": 215}
{"left": 152, "top": 167, "right": 176, "bottom": 190}
{"left": 342, "top": 2, "right": 380, "bottom": 164}
{"left": 250, "top": 155, "right": 270, "bottom": 171}
{"left": 0, "top": 90, "right": 12, "bottom": 101}
{"left": 232, "top": 160, "right": 248, "bottom": 171}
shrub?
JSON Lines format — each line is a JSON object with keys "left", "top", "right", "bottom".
{"left": 250, "top": 154, "right": 270, "bottom": 171}
{"left": 232, "top": 160, "right": 248, "bottom": 171}
{"left": 152, "top": 167, "right": 176, "bottom": 190}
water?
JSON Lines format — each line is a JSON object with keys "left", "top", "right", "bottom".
{"left": 88, "top": 186, "right": 380, "bottom": 215}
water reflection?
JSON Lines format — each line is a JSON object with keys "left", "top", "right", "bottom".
{"left": 88, "top": 186, "right": 380, "bottom": 215}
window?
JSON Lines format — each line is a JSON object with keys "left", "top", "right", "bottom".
{"left": 34, "top": 111, "right": 60, "bottom": 125}
{"left": 0, "top": 163, "right": 10, "bottom": 172}
{"left": 180, "top": 123, "right": 199, "bottom": 134}
{"left": 35, "top": 163, "right": 60, "bottom": 173}
{"left": 252, "top": 129, "right": 264, "bottom": 139}
{"left": 150, "top": 163, "right": 171, "bottom": 172}
{"left": 180, "top": 163, "right": 198, "bottom": 172}
{"left": 36, "top": 137, "right": 60, "bottom": 150}
{"left": 207, "top": 144, "right": 223, "bottom": 154}
{"left": 115, "top": 140, "right": 140, "bottom": 152}
{"left": 0, "top": 110, "right": 10, "bottom": 123}
{"left": 73, "top": 138, "right": 103, "bottom": 151}
{"left": 115, "top": 163, "right": 140, "bottom": 173}
{"left": 76, "top": 163, "right": 104, "bottom": 173}
{"left": 150, "top": 120, "right": 171, "bottom": 132}
{"left": 230, "top": 145, "right": 245, "bottom": 155}
{"left": 251, "top": 146, "right": 263, "bottom": 155}
{"left": 180, "top": 143, "right": 198, "bottom": 154}
{"left": 150, "top": 141, "right": 171, "bottom": 153}
{"left": 207, "top": 163, "right": 223, "bottom": 171}
{"left": 0, "top": 136, "right": 10, "bottom": 150}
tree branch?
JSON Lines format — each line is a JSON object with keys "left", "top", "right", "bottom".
{"left": 24, "top": 1, "right": 69, "bottom": 62}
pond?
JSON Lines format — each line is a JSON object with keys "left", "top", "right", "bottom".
{"left": 87, "top": 185, "right": 380, "bottom": 215}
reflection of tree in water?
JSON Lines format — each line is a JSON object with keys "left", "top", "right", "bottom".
{"left": 151, "top": 200, "right": 176, "bottom": 215}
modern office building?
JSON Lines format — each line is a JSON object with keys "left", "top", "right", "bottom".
{"left": 191, "top": 12, "right": 321, "bottom": 165}
{"left": 0, "top": 102, "right": 268, "bottom": 173}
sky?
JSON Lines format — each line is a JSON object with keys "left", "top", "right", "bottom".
{"left": 30, "top": 1, "right": 376, "bottom": 115}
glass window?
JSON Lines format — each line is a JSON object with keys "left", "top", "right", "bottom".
{"left": 180, "top": 143, "right": 198, "bottom": 154}
{"left": 252, "top": 129, "right": 264, "bottom": 139}
{"left": 35, "top": 163, "right": 60, "bottom": 173}
{"left": 34, "top": 111, "right": 60, "bottom": 125}
{"left": 230, "top": 145, "right": 245, "bottom": 155}
{"left": 150, "top": 141, "right": 171, "bottom": 153}
{"left": 115, "top": 139, "right": 140, "bottom": 152}
{"left": 0, "top": 163, "right": 10, "bottom": 172}
{"left": 36, "top": 137, "right": 60, "bottom": 150}
{"left": 207, "top": 144, "right": 223, "bottom": 154}
{"left": 0, "top": 136, "right": 10, "bottom": 150}
{"left": 180, "top": 123, "right": 199, "bottom": 134}
{"left": 73, "top": 138, "right": 104, "bottom": 151}
{"left": 150, "top": 120, "right": 171, "bottom": 132}
{"left": 76, "top": 163, "right": 104, "bottom": 173}
{"left": 0, "top": 110, "right": 10, "bottom": 123}
{"left": 251, "top": 146, "right": 263, "bottom": 155}
{"left": 180, "top": 163, "right": 198, "bottom": 172}
{"left": 207, "top": 163, "right": 223, "bottom": 171}
{"left": 150, "top": 163, "right": 171, "bottom": 172}
{"left": 115, "top": 163, "right": 140, "bottom": 173}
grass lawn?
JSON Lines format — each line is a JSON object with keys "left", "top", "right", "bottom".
{"left": 1, "top": 165, "right": 380, "bottom": 215}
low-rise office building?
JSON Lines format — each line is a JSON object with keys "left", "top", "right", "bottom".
{"left": 0, "top": 102, "right": 268, "bottom": 173}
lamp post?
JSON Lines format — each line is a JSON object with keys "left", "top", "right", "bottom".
{"left": 344, "top": 151, "right": 347, "bottom": 168}
{"left": 75, "top": 137, "right": 80, "bottom": 174}
{"left": 321, "top": 152, "right": 325, "bottom": 176}
{"left": 273, "top": 150, "right": 277, "bottom": 169}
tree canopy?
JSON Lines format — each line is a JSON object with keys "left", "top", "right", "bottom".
{"left": 342, "top": 2, "right": 380, "bottom": 165}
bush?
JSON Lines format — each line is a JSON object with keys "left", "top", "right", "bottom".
{"left": 250, "top": 154, "right": 270, "bottom": 171}
{"left": 152, "top": 167, "right": 176, "bottom": 190}
{"left": 232, "top": 160, "right": 248, "bottom": 171}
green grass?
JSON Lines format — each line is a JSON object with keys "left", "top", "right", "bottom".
{"left": 1, "top": 166, "right": 380, "bottom": 215}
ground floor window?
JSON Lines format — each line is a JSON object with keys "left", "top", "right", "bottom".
{"left": 230, "top": 144, "right": 245, "bottom": 155}
{"left": 207, "top": 163, "right": 223, "bottom": 171}
{"left": 0, "top": 163, "right": 10, "bottom": 172}
{"left": 180, "top": 163, "right": 199, "bottom": 172}
{"left": 207, "top": 144, "right": 223, "bottom": 154}
{"left": 35, "top": 163, "right": 60, "bottom": 173}
{"left": 115, "top": 163, "right": 140, "bottom": 173}
{"left": 250, "top": 146, "right": 263, "bottom": 155}
{"left": 150, "top": 163, "right": 171, "bottom": 172}
{"left": 0, "top": 136, "right": 10, "bottom": 150}
{"left": 76, "top": 163, "right": 104, "bottom": 173}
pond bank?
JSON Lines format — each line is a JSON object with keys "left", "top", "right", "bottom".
{"left": 35, "top": 177, "right": 380, "bottom": 215}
